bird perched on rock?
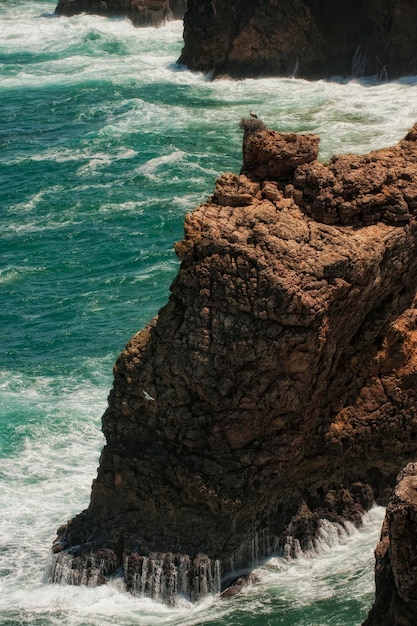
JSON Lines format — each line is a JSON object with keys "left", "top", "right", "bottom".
{"left": 250, "top": 110, "right": 258, "bottom": 118}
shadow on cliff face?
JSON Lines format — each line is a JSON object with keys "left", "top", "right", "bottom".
{"left": 50, "top": 119, "right": 417, "bottom": 604}
{"left": 179, "top": 0, "right": 417, "bottom": 80}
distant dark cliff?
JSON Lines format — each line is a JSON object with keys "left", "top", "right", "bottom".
{"left": 178, "top": 0, "right": 417, "bottom": 79}
{"left": 55, "top": 0, "right": 186, "bottom": 26}
{"left": 50, "top": 121, "right": 417, "bottom": 604}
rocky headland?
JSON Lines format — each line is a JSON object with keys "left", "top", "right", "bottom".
{"left": 179, "top": 0, "right": 417, "bottom": 79}
{"left": 55, "top": 0, "right": 186, "bottom": 26}
{"left": 51, "top": 120, "right": 417, "bottom": 607}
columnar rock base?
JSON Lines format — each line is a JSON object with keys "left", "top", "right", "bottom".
{"left": 55, "top": 0, "right": 186, "bottom": 27}
{"left": 52, "top": 121, "right": 417, "bottom": 605}
{"left": 50, "top": 548, "right": 220, "bottom": 602}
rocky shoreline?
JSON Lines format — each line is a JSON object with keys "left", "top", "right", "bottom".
{"left": 50, "top": 120, "right": 417, "bottom": 610}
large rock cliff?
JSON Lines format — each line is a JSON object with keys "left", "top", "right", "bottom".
{"left": 55, "top": 0, "right": 186, "bottom": 27}
{"left": 178, "top": 0, "right": 417, "bottom": 79}
{"left": 51, "top": 121, "right": 417, "bottom": 604}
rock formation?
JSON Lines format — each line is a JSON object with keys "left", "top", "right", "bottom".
{"left": 51, "top": 120, "right": 417, "bottom": 604}
{"left": 363, "top": 463, "right": 417, "bottom": 626}
{"left": 55, "top": 0, "right": 186, "bottom": 27}
{"left": 178, "top": 0, "right": 417, "bottom": 79}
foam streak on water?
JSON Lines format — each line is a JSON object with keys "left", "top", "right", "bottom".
{"left": 1, "top": 1, "right": 415, "bottom": 624}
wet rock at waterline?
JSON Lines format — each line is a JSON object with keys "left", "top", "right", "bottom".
{"left": 52, "top": 120, "right": 417, "bottom": 603}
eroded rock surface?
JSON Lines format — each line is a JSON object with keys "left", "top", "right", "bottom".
{"left": 55, "top": 0, "right": 186, "bottom": 26}
{"left": 363, "top": 463, "right": 417, "bottom": 626}
{"left": 51, "top": 121, "right": 417, "bottom": 603}
{"left": 179, "top": 0, "right": 417, "bottom": 79}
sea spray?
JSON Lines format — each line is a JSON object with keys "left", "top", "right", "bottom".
{"left": 125, "top": 553, "right": 221, "bottom": 602}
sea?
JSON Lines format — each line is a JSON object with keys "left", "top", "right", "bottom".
{"left": 1, "top": 1, "right": 417, "bottom": 624}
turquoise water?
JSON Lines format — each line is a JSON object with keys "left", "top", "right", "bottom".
{"left": 1, "top": 1, "right": 417, "bottom": 623}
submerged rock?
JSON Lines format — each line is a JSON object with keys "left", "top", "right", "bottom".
{"left": 178, "top": 0, "right": 417, "bottom": 79}
{"left": 55, "top": 0, "right": 186, "bottom": 27}
{"left": 51, "top": 120, "right": 417, "bottom": 603}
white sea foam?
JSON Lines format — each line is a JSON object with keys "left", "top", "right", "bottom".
{"left": 0, "top": 266, "right": 26, "bottom": 285}
{"left": 0, "top": 370, "right": 107, "bottom": 600}
{"left": 0, "top": 6, "right": 184, "bottom": 90}
{"left": 136, "top": 150, "right": 187, "bottom": 180}
{"left": 171, "top": 192, "right": 211, "bottom": 211}
{"left": 253, "top": 506, "right": 385, "bottom": 608}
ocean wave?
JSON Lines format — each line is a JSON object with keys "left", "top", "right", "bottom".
{"left": 135, "top": 149, "right": 187, "bottom": 181}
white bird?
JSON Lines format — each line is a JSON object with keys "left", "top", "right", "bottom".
{"left": 250, "top": 110, "right": 258, "bottom": 118}
{"left": 142, "top": 390, "right": 155, "bottom": 401}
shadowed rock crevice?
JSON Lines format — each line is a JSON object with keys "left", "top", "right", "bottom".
{"left": 51, "top": 120, "right": 417, "bottom": 604}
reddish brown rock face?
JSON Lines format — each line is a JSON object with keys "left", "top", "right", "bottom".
{"left": 363, "top": 463, "right": 417, "bottom": 626}
{"left": 51, "top": 122, "right": 417, "bottom": 603}
{"left": 179, "top": 0, "right": 417, "bottom": 79}
{"left": 55, "top": 0, "right": 186, "bottom": 26}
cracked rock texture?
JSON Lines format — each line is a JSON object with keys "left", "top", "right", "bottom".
{"left": 52, "top": 121, "right": 417, "bottom": 602}
{"left": 363, "top": 462, "right": 417, "bottom": 626}
{"left": 179, "top": 0, "right": 417, "bottom": 79}
{"left": 55, "top": 0, "right": 186, "bottom": 26}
